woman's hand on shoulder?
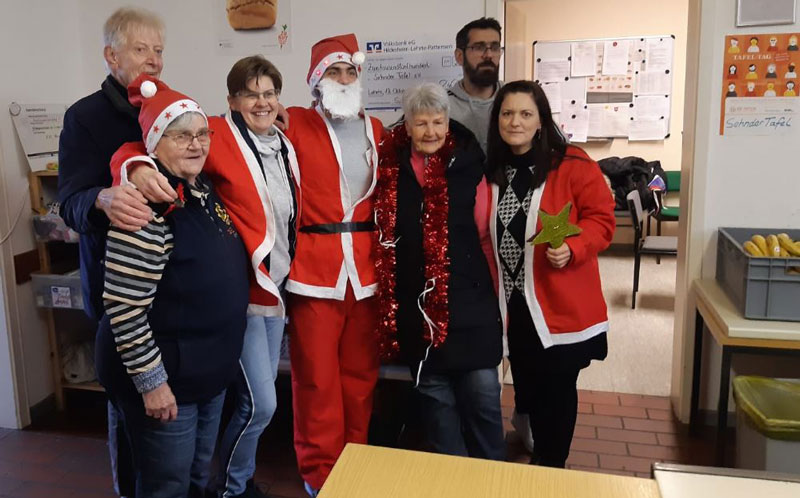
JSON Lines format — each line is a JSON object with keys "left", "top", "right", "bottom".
{"left": 546, "top": 243, "right": 572, "bottom": 269}
{"left": 142, "top": 382, "right": 178, "bottom": 422}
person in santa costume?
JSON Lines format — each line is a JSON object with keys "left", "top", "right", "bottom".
{"left": 486, "top": 80, "right": 615, "bottom": 469}
{"left": 281, "top": 33, "right": 382, "bottom": 496}
{"left": 99, "top": 74, "right": 250, "bottom": 498}
{"left": 110, "top": 58, "right": 301, "bottom": 498}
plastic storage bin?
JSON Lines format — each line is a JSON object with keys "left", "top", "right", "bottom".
{"left": 31, "top": 270, "right": 84, "bottom": 309}
{"left": 734, "top": 376, "right": 800, "bottom": 474}
{"left": 716, "top": 227, "right": 800, "bottom": 321}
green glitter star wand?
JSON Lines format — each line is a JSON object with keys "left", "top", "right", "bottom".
{"left": 528, "top": 202, "right": 582, "bottom": 248}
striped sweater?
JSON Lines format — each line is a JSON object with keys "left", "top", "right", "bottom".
{"left": 99, "top": 172, "right": 249, "bottom": 401}
{"left": 103, "top": 213, "right": 175, "bottom": 393}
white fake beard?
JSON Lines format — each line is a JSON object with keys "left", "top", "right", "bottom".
{"left": 318, "top": 77, "right": 363, "bottom": 121}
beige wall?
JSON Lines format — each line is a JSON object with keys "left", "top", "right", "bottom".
{"left": 505, "top": 0, "right": 689, "bottom": 171}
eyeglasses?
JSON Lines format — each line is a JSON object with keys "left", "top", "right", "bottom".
{"left": 163, "top": 129, "right": 213, "bottom": 149}
{"left": 236, "top": 89, "right": 280, "bottom": 103}
{"left": 465, "top": 43, "right": 504, "bottom": 55}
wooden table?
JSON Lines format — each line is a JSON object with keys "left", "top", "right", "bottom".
{"left": 689, "top": 278, "right": 800, "bottom": 465}
{"left": 653, "top": 463, "right": 800, "bottom": 498}
{"left": 319, "top": 444, "right": 661, "bottom": 498}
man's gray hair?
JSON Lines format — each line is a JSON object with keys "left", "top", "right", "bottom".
{"left": 103, "top": 7, "right": 165, "bottom": 50}
{"left": 402, "top": 83, "right": 450, "bottom": 121}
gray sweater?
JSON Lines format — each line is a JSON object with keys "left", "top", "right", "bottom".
{"left": 330, "top": 117, "right": 372, "bottom": 207}
{"left": 250, "top": 128, "right": 294, "bottom": 287}
{"left": 447, "top": 79, "right": 502, "bottom": 154}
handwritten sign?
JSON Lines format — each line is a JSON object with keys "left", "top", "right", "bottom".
{"left": 9, "top": 103, "right": 66, "bottom": 172}
{"left": 362, "top": 36, "right": 462, "bottom": 110}
{"left": 723, "top": 97, "right": 798, "bottom": 136}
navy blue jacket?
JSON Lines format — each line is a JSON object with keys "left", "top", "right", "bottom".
{"left": 96, "top": 168, "right": 249, "bottom": 405}
{"left": 58, "top": 76, "right": 142, "bottom": 320}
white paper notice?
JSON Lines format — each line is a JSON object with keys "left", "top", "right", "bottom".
{"left": 361, "top": 36, "right": 463, "bottom": 110}
{"left": 587, "top": 104, "right": 630, "bottom": 137}
{"left": 602, "top": 40, "right": 630, "bottom": 75}
{"left": 9, "top": 103, "right": 66, "bottom": 172}
{"left": 629, "top": 119, "right": 667, "bottom": 140}
{"left": 636, "top": 71, "right": 672, "bottom": 95}
{"left": 537, "top": 59, "right": 571, "bottom": 83}
{"left": 562, "top": 107, "right": 590, "bottom": 142}
{"left": 723, "top": 97, "right": 799, "bottom": 136}
{"left": 645, "top": 38, "right": 673, "bottom": 73}
{"left": 570, "top": 42, "right": 597, "bottom": 77}
{"left": 633, "top": 95, "right": 671, "bottom": 120}
{"left": 541, "top": 83, "right": 562, "bottom": 113}
{"left": 560, "top": 77, "right": 587, "bottom": 109}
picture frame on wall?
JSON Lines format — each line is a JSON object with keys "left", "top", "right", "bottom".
{"left": 736, "top": 0, "right": 796, "bottom": 27}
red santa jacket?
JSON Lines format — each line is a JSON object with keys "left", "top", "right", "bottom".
{"left": 283, "top": 106, "right": 382, "bottom": 301}
{"left": 110, "top": 113, "right": 301, "bottom": 317}
{"left": 489, "top": 146, "right": 616, "bottom": 347}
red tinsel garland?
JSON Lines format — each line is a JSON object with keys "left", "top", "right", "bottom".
{"left": 375, "top": 125, "right": 455, "bottom": 360}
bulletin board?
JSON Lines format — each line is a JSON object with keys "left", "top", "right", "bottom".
{"left": 533, "top": 35, "right": 675, "bottom": 142}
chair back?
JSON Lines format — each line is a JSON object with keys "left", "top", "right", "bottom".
{"left": 665, "top": 170, "right": 681, "bottom": 193}
{"left": 626, "top": 190, "right": 644, "bottom": 241}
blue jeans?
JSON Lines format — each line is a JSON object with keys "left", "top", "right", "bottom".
{"left": 217, "top": 315, "right": 284, "bottom": 496}
{"left": 115, "top": 389, "right": 226, "bottom": 498}
{"left": 416, "top": 367, "right": 505, "bottom": 461}
{"left": 107, "top": 401, "right": 135, "bottom": 497}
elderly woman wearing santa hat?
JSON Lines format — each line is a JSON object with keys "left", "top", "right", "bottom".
{"left": 95, "top": 74, "right": 249, "bottom": 498}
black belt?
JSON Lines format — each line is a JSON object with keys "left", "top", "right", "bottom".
{"left": 299, "top": 221, "right": 376, "bottom": 234}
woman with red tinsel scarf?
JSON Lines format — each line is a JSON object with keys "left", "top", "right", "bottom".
{"left": 375, "top": 82, "right": 505, "bottom": 461}
{"left": 486, "top": 80, "right": 615, "bottom": 469}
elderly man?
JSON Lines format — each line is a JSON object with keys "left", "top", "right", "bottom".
{"left": 282, "top": 33, "right": 382, "bottom": 497}
{"left": 57, "top": 7, "right": 164, "bottom": 497}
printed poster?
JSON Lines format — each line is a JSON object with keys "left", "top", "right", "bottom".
{"left": 362, "top": 36, "right": 463, "bottom": 111}
{"left": 720, "top": 33, "right": 799, "bottom": 135}
{"left": 9, "top": 103, "right": 66, "bottom": 172}
{"left": 214, "top": 0, "right": 291, "bottom": 55}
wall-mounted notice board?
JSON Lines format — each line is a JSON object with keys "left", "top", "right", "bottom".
{"left": 533, "top": 35, "right": 674, "bottom": 142}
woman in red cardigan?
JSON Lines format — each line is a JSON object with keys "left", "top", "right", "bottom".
{"left": 485, "top": 80, "right": 616, "bottom": 468}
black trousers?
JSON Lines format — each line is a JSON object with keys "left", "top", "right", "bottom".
{"left": 506, "top": 292, "right": 601, "bottom": 468}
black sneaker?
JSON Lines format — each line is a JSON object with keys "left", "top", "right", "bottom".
{"left": 231, "top": 479, "right": 272, "bottom": 498}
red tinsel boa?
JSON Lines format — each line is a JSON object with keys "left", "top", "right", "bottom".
{"left": 375, "top": 125, "right": 455, "bottom": 360}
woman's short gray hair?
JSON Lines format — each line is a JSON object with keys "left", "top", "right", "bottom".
{"left": 402, "top": 83, "right": 450, "bottom": 121}
{"left": 164, "top": 111, "right": 206, "bottom": 134}
{"left": 103, "top": 7, "right": 165, "bottom": 50}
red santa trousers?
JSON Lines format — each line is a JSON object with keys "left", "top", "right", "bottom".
{"left": 288, "top": 283, "right": 379, "bottom": 489}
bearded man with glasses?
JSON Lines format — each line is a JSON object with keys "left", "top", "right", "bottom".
{"left": 448, "top": 17, "right": 505, "bottom": 154}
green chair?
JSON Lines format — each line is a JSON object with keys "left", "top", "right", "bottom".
{"left": 648, "top": 170, "right": 681, "bottom": 236}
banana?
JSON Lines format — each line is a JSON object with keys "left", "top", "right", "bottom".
{"left": 751, "top": 234, "right": 768, "bottom": 256}
{"left": 766, "top": 234, "right": 781, "bottom": 257}
{"left": 777, "top": 233, "right": 800, "bottom": 257}
{"left": 780, "top": 247, "right": 790, "bottom": 258}
{"left": 743, "top": 240, "right": 764, "bottom": 257}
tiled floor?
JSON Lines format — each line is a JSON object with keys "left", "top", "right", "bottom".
{"left": 0, "top": 384, "right": 725, "bottom": 498}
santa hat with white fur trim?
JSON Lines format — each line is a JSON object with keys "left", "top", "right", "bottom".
{"left": 127, "top": 74, "right": 207, "bottom": 154}
{"left": 306, "top": 33, "right": 365, "bottom": 92}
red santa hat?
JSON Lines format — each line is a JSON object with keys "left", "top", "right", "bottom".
{"left": 306, "top": 33, "right": 366, "bottom": 92}
{"left": 127, "top": 74, "right": 207, "bottom": 154}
